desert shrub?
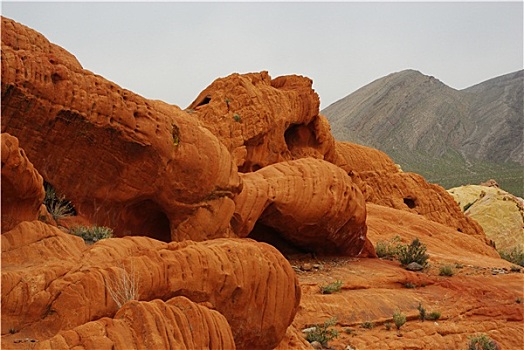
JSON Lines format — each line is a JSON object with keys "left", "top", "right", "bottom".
{"left": 233, "top": 114, "right": 242, "bottom": 122}
{"left": 392, "top": 310, "right": 406, "bottom": 330}
{"left": 105, "top": 264, "right": 140, "bottom": 309}
{"left": 498, "top": 247, "right": 524, "bottom": 267}
{"left": 70, "top": 225, "right": 113, "bottom": 243}
{"left": 426, "top": 311, "right": 441, "bottom": 320}
{"left": 360, "top": 321, "right": 374, "bottom": 329}
{"left": 397, "top": 238, "right": 429, "bottom": 267}
{"left": 320, "top": 280, "right": 343, "bottom": 294}
{"left": 403, "top": 282, "right": 416, "bottom": 289}
{"left": 384, "top": 322, "right": 392, "bottom": 331}
{"left": 375, "top": 235, "right": 401, "bottom": 259}
{"left": 439, "top": 265, "right": 454, "bottom": 276}
{"left": 467, "top": 334, "right": 500, "bottom": 350}
{"left": 417, "top": 303, "right": 426, "bottom": 321}
{"left": 43, "top": 182, "right": 75, "bottom": 220}
{"left": 305, "top": 317, "right": 339, "bottom": 347}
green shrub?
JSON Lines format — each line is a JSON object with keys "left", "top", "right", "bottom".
{"left": 426, "top": 311, "right": 441, "bottom": 321}
{"left": 43, "top": 182, "right": 75, "bottom": 220}
{"left": 70, "top": 225, "right": 113, "bottom": 243}
{"left": 320, "top": 280, "right": 343, "bottom": 294}
{"left": 360, "top": 321, "right": 374, "bottom": 329}
{"left": 499, "top": 247, "right": 524, "bottom": 267}
{"left": 305, "top": 317, "right": 338, "bottom": 347}
{"left": 439, "top": 265, "right": 454, "bottom": 276}
{"left": 397, "top": 238, "right": 429, "bottom": 267}
{"left": 233, "top": 114, "right": 241, "bottom": 122}
{"left": 467, "top": 334, "right": 500, "bottom": 350}
{"left": 392, "top": 310, "right": 406, "bottom": 330}
{"left": 417, "top": 303, "right": 426, "bottom": 321}
{"left": 384, "top": 322, "right": 392, "bottom": 331}
{"left": 375, "top": 235, "right": 401, "bottom": 259}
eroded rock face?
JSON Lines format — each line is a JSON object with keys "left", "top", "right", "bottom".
{"left": 37, "top": 297, "right": 236, "bottom": 350}
{"left": 233, "top": 158, "right": 369, "bottom": 256}
{"left": 1, "top": 133, "right": 46, "bottom": 232}
{"left": 334, "top": 141, "right": 485, "bottom": 238}
{"left": 1, "top": 17, "right": 241, "bottom": 243}
{"left": 188, "top": 72, "right": 338, "bottom": 171}
{"left": 1, "top": 221, "right": 300, "bottom": 349}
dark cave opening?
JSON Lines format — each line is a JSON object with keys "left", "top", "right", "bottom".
{"left": 247, "top": 221, "right": 309, "bottom": 256}
{"left": 403, "top": 197, "right": 416, "bottom": 209}
{"left": 122, "top": 199, "right": 172, "bottom": 243}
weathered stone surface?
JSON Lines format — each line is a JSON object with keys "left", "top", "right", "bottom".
{"left": 448, "top": 185, "right": 524, "bottom": 251}
{"left": 1, "top": 221, "right": 300, "bottom": 349}
{"left": 232, "top": 158, "right": 369, "bottom": 256}
{"left": 1, "top": 17, "right": 241, "bottom": 243}
{"left": 35, "top": 297, "right": 236, "bottom": 350}
{"left": 188, "top": 71, "right": 339, "bottom": 171}
{"left": 1, "top": 133, "right": 46, "bottom": 232}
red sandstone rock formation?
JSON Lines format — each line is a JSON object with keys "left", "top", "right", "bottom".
{"left": 1, "top": 221, "right": 300, "bottom": 349}
{"left": 188, "top": 72, "right": 339, "bottom": 172}
{"left": 1, "top": 133, "right": 46, "bottom": 232}
{"left": 35, "top": 297, "right": 236, "bottom": 350}
{"left": 335, "top": 142, "right": 485, "bottom": 238}
{"left": 1, "top": 17, "right": 241, "bottom": 243}
{"left": 232, "top": 158, "right": 369, "bottom": 256}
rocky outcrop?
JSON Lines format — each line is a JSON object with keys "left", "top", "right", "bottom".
{"left": 334, "top": 141, "right": 485, "bottom": 238}
{"left": 188, "top": 72, "right": 338, "bottom": 172}
{"left": 1, "top": 221, "right": 300, "bottom": 349}
{"left": 1, "top": 133, "right": 46, "bottom": 232}
{"left": 36, "top": 297, "right": 236, "bottom": 350}
{"left": 1, "top": 17, "right": 241, "bottom": 243}
{"left": 448, "top": 185, "right": 524, "bottom": 251}
{"left": 232, "top": 158, "right": 369, "bottom": 256}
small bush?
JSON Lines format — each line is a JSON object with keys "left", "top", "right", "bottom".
{"left": 417, "top": 303, "right": 426, "bottom": 321}
{"left": 305, "top": 317, "right": 339, "bottom": 347}
{"left": 426, "top": 311, "right": 441, "bottom": 321}
{"left": 360, "top": 321, "right": 374, "bottom": 329}
{"left": 320, "top": 280, "right": 343, "bottom": 294}
{"left": 392, "top": 310, "right": 406, "bottom": 330}
{"left": 44, "top": 182, "right": 75, "bottom": 220}
{"left": 233, "top": 114, "right": 242, "bottom": 122}
{"left": 344, "top": 327, "right": 354, "bottom": 335}
{"left": 105, "top": 264, "right": 140, "bottom": 309}
{"left": 403, "top": 282, "right": 416, "bottom": 289}
{"left": 397, "top": 238, "right": 429, "bottom": 267}
{"left": 499, "top": 247, "right": 524, "bottom": 267}
{"left": 375, "top": 235, "right": 401, "bottom": 259}
{"left": 70, "top": 225, "right": 113, "bottom": 243}
{"left": 467, "top": 334, "right": 500, "bottom": 350}
{"left": 384, "top": 322, "right": 392, "bottom": 331}
{"left": 439, "top": 265, "right": 454, "bottom": 276}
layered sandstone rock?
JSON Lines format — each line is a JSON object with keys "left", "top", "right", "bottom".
{"left": 1, "top": 133, "right": 46, "bottom": 232}
{"left": 36, "top": 297, "right": 236, "bottom": 350}
{"left": 1, "top": 221, "right": 300, "bottom": 349}
{"left": 1, "top": 17, "right": 241, "bottom": 243}
{"left": 448, "top": 185, "right": 524, "bottom": 251}
{"left": 188, "top": 72, "right": 339, "bottom": 171}
{"left": 232, "top": 158, "right": 369, "bottom": 256}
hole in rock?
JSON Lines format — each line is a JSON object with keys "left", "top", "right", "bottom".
{"left": 403, "top": 197, "right": 416, "bottom": 209}
{"left": 248, "top": 222, "right": 309, "bottom": 256}
{"left": 121, "top": 199, "right": 171, "bottom": 242}
{"left": 195, "top": 95, "right": 211, "bottom": 107}
{"left": 284, "top": 122, "right": 319, "bottom": 154}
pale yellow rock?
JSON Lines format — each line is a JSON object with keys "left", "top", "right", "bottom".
{"left": 448, "top": 185, "right": 524, "bottom": 251}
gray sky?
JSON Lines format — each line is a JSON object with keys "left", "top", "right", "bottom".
{"left": 2, "top": 1, "right": 523, "bottom": 109}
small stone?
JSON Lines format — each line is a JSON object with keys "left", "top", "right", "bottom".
{"left": 310, "top": 341, "right": 323, "bottom": 349}
{"left": 405, "top": 262, "right": 424, "bottom": 271}
{"left": 301, "top": 263, "right": 313, "bottom": 271}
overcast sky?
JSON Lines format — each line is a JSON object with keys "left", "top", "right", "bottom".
{"left": 2, "top": 1, "right": 523, "bottom": 109}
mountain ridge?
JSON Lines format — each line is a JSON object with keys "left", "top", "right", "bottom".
{"left": 323, "top": 69, "right": 524, "bottom": 196}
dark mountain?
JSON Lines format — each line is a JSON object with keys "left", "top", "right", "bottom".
{"left": 323, "top": 69, "right": 524, "bottom": 196}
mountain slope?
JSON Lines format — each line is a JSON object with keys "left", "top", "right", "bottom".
{"left": 323, "top": 69, "right": 524, "bottom": 196}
